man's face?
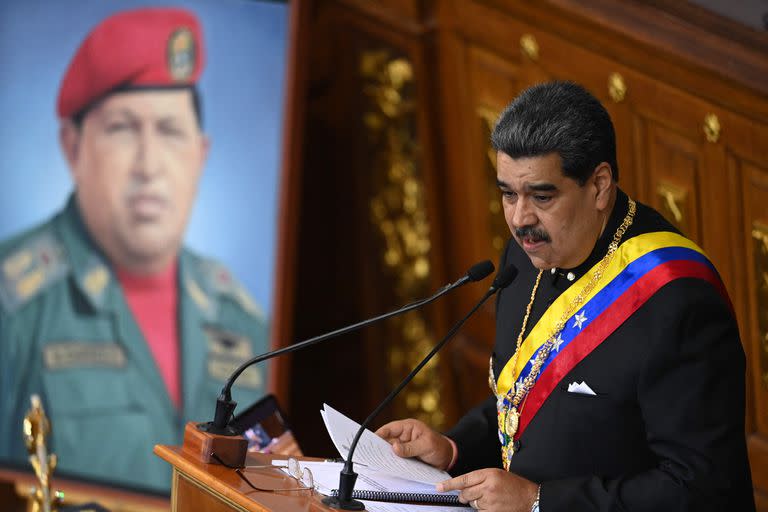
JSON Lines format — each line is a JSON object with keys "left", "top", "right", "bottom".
{"left": 497, "top": 152, "right": 610, "bottom": 270}
{"left": 62, "top": 89, "right": 208, "bottom": 273}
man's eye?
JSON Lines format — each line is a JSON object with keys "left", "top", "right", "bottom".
{"left": 534, "top": 195, "right": 552, "bottom": 202}
{"left": 501, "top": 191, "right": 516, "bottom": 199}
{"left": 106, "top": 122, "right": 132, "bottom": 133}
{"left": 159, "top": 124, "right": 186, "bottom": 137}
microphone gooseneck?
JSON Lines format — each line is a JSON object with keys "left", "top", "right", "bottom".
{"left": 491, "top": 262, "right": 518, "bottom": 290}
{"left": 323, "top": 264, "right": 518, "bottom": 510}
{"left": 199, "top": 260, "right": 495, "bottom": 436}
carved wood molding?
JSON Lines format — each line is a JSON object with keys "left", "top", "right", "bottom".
{"left": 361, "top": 47, "right": 445, "bottom": 428}
{"left": 469, "top": 0, "right": 768, "bottom": 120}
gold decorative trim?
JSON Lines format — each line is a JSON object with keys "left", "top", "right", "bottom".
{"left": 703, "top": 113, "right": 721, "bottom": 143}
{"left": 361, "top": 49, "right": 443, "bottom": 427}
{"left": 608, "top": 72, "right": 627, "bottom": 103}
{"left": 752, "top": 221, "right": 768, "bottom": 390}
{"left": 477, "top": 105, "right": 511, "bottom": 254}
{"left": 656, "top": 181, "right": 688, "bottom": 234}
{"left": 520, "top": 34, "right": 539, "bottom": 61}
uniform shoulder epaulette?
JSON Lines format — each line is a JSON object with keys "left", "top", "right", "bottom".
{"left": 0, "top": 228, "right": 70, "bottom": 313}
{"left": 194, "top": 255, "right": 266, "bottom": 322}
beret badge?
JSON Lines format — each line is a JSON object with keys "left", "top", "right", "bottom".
{"left": 167, "top": 27, "right": 196, "bottom": 81}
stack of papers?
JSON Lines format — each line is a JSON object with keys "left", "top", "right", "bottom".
{"left": 272, "top": 404, "right": 470, "bottom": 511}
{"left": 320, "top": 403, "right": 452, "bottom": 484}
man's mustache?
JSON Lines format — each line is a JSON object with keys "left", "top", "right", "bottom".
{"left": 515, "top": 226, "right": 551, "bottom": 243}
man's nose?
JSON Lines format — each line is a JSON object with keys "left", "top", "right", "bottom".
{"left": 134, "top": 126, "right": 162, "bottom": 178}
{"left": 510, "top": 198, "right": 536, "bottom": 229}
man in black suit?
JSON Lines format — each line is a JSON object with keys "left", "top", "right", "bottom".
{"left": 377, "top": 81, "right": 755, "bottom": 511}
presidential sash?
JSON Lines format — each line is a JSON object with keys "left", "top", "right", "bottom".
{"left": 496, "top": 231, "right": 729, "bottom": 442}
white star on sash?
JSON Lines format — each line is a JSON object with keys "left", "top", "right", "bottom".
{"left": 573, "top": 310, "right": 588, "bottom": 330}
{"left": 552, "top": 333, "right": 564, "bottom": 352}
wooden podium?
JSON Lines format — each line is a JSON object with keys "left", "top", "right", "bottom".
{"left": 154, "top": 423, "right": 334, "bottom": 512}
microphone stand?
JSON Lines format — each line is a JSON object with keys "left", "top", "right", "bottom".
{"left": 322, "top": 264, "right": 518, "bottom": 510}
{"left": 199, "top": 260, "right": 495, "bottom": 436}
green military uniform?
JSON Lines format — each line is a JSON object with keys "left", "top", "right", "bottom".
{"left": 0, "top": 196, "right": 269, "bottom": 492}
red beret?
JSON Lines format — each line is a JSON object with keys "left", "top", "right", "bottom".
{"left": 57, "top": 7, "right": 205, "bottom": 118}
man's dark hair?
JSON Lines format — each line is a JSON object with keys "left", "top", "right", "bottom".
{"left": 491, "top": 81, "right": 618, "bottom": 184}
{"left": 70, "top": 85, "right": 204, "bottom": 130}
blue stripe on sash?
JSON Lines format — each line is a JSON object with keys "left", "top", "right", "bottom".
{"left": 515, "top": 246, "right": 714, "bottom": 386}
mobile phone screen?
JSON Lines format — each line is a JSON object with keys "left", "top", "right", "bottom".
{"left": 231, "top": 394, "right": 293, "bottom": 452}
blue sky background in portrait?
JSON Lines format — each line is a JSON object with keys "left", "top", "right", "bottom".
{"left": 0, "top": 0, "right": 288, "bottom": 317}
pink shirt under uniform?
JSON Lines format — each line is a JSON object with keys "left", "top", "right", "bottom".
{"left": 116, "top": 262, "right": 180, "bottom": 409}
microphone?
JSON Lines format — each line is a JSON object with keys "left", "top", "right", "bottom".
{"left": 322, "top": 264, "right": 519, "bottom": 510}
{"left": 199, "top": 260, "right": 495, "bottom": 436}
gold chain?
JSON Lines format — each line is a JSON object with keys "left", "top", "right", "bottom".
{"left": 490, "top": 199, "right": 636, "bottom": 451}
{"left": 489, "top": 270, "right": 542, "bottom": 400}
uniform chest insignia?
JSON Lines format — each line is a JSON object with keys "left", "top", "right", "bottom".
{"left": 207, "top": 358, "right": 262, "bottom": 389}
{"left": 17, "top": 269, "right": 46, "bottom": 302}
{"left": 83, "top": 266, "right": 108, "bottom": 297}
{"left": 3, "top": 248, "right": 33, "bottom": 280}
{"left": 203, "top": 326, "right": 261, "bottom": 388}
{"left": 0, "top": 232, "right": 69, "bottom": 312}
{"left": 204, "top": 327, "right": 252, "bottom": 359}
{"left": 186, "top": 276, "right": 213, "bottom": 314}
{"left": 43, "top": 341, "right": 127, "bottom": 370}
{"left": 233, "top": 286, "right": 264, "bottom": 319}
{"left": 206, "top": 264, "right": 262, "bottom": 318}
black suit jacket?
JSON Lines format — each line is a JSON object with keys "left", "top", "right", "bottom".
{"left": 447, "top": 190, "right": 755, "bottom": 511}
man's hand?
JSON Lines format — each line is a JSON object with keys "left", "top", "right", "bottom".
{"left": 376, "top": 419, "right": 454, "bottom": 470}
{"left": 437, "top": 468, "right": 538, "bottom": 512}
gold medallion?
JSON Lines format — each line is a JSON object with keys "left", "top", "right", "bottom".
{"left": 494, "top": 199, "right": 637, "bottom": 473}
{"left": 505, "top": 408, "right": 520, "bottom": 438}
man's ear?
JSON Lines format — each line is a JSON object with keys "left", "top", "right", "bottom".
{"left": 592, "top": 162, "right": 614, "bottom": 210}
{"left": 194, "top": 133, "right": 210, "bottom": 180}
{"left": 59, "top": 120, "right": 81, "bottom": 177}
{"left": 200, "top": 134, "right": 210, "bottom": 165}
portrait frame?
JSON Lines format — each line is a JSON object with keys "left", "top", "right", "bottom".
{"left": 0, "top": 0, "right": 306, "bottom": 497}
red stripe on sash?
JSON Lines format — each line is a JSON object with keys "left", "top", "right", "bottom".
{"left": 515, "top": 259, "right": 727, "bottom": 439}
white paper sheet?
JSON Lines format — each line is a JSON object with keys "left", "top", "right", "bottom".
{"left": 362, "top": 501, "right": 471, "bottom": 512}
{"left": 272, "top": 460, "right": 453, "bottom": 496}
{"left": 320, "top": 404, "right": 451, "bottom": 484}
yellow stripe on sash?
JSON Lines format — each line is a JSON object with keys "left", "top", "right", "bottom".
{"left": 496, "top": 231, "right": 706, "bottom": 395}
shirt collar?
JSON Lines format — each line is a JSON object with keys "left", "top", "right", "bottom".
{"left": 55, "top": 194, "right": 114, "bottom": 311}
{"left": 179, "top": 250, "right": 217, "bottom": 321}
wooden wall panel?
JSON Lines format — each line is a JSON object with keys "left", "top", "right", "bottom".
{"left": 291, "top": 0, "right": 768, "bottom": 506}
{"left": 740, "top": 158, "right": 768, "bottom": 505}
{"left": 642, "top": 125, "right": 701, "bottom": 240}
{"left": 288, "top": 0, "right": 457, "bottom": 456}
{"left": 444, "top": 46, "right": 524, "bottom": 412}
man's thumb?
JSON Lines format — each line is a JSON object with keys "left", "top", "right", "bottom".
{"left": 393, "top": 441, "right": 414, "bottom": 458}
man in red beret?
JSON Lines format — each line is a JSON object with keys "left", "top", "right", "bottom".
{"left": 0, "top": 7, "right": 271, "bottom": 493}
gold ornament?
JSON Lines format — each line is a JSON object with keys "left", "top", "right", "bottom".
{"left": 491, "top": 198, "right": 637, "bottom": 469}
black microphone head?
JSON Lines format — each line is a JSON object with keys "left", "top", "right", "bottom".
{"left": 467, "top": 260, "right": 495, "bottom": 282}
{"left": 492, "top": 264, "right": 519, "bottom": 290}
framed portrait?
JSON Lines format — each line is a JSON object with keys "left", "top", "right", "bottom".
{"left": 0, "top": 0, "right": 305, "bottom": 497}
{"left": 0, "top": 0, "right": 292, "bottom": 332}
